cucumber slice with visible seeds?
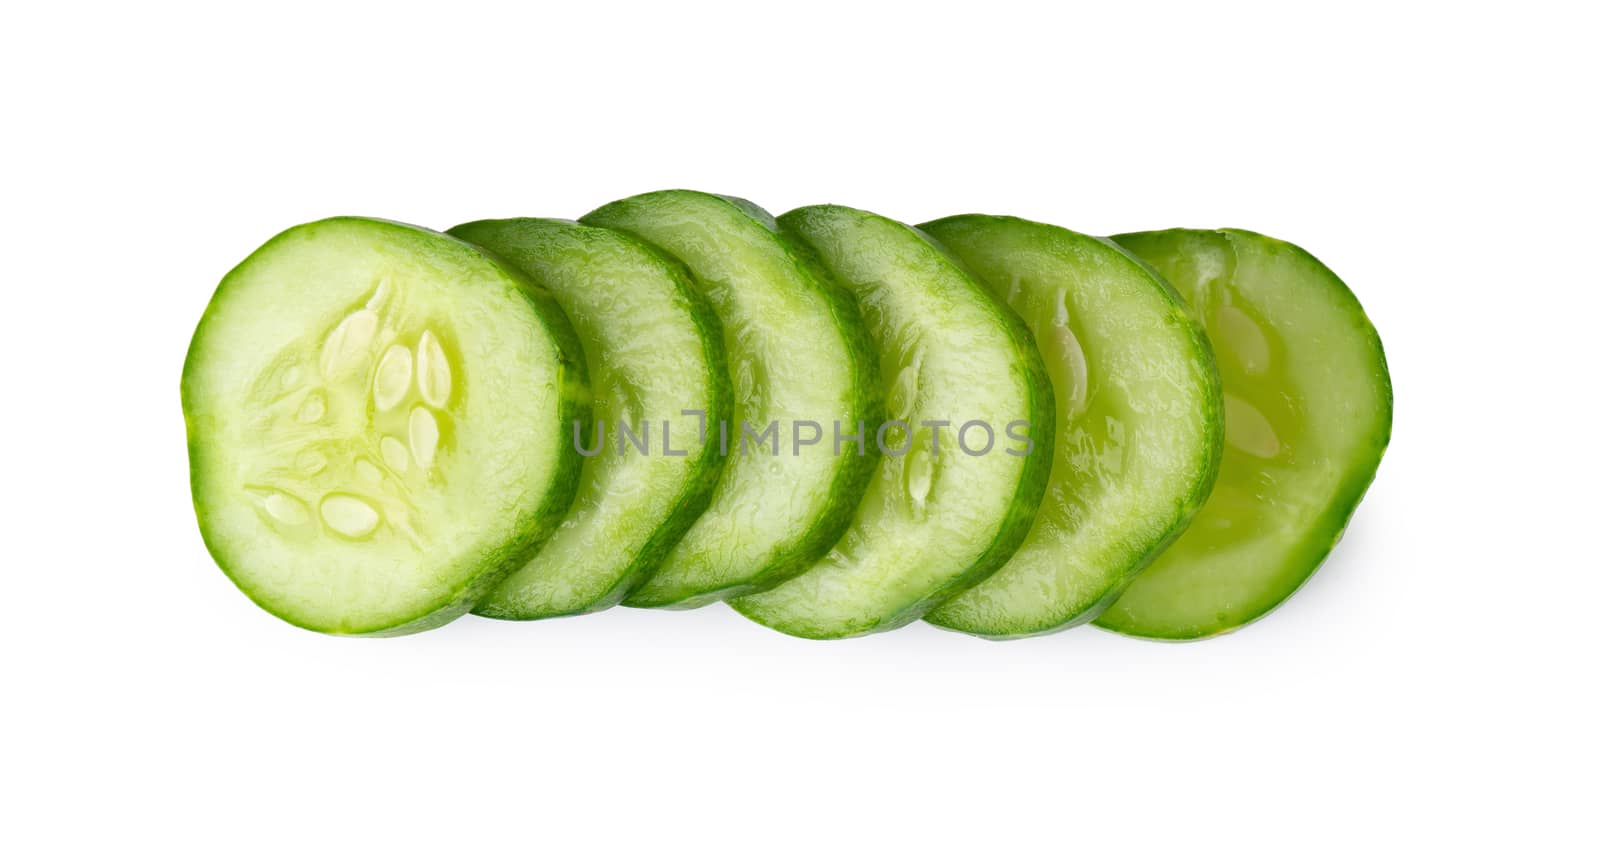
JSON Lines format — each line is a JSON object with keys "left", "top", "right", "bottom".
{"left": 730, "top": 205, "right": 1055, "bottom": 639}
{"left": 183, "top": 217, "right": 587, "bottom": 635}
{"left": 918, "top": 215, "right": 1223, "bottom": 638}
{"left": 1096, "top": 229, "right": 1392, "bottom": 640}
{"left": 448, "top": 218, "right": 730, "bottom": 619}
{"left": 583, "top": 191, "right": 880, "bottom": 608}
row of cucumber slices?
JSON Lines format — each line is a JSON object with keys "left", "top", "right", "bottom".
{"left": 182, "top": 190, "right": 1392, "bottom": 641}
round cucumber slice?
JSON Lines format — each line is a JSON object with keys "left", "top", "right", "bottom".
{"left": 917, "top": 216, "right": 1223, "bottom": 638}
{"left": 183, "top": 217, "right": 588, "bottom": 635}
{"left": 1096, "top": 229, "right": 1392, "bottom": 640}
{"left": 448, "top": 218, "right": 731, "bottom": 620}
{"left": 583, "top": 191, "right": 880, "bottom": 608}
{"left": 730, "top": 205, "right": 1055, "bottom": 639}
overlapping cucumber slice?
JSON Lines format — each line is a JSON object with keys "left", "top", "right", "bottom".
{"left": 449, "top": 219, "right": 730, "bottom": 620}
{"left": 584, "top": 191, "right": 880, "bottom": 608}
{"left": 183, "top": 218, "right": 587, "bottom": 635}
{"left": 730, "top": 206, "right": 1054, "bottom": 639}
{"left": 1096, "top": 229, "right": 1392, "bottom": 640}
{"left": 918, "top": 216, "right": 1223, "bottom": 638}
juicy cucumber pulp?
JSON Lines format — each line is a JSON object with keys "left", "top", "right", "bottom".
{"left": 583, "top": 191, "right": 880, "bottom": 608}
{"left": 1096, "top": 229, "right": 1392, "bottom": 640}
{"left": 183, "top": 217, "right": 587, "bottom": 635}
{"left": 730, "top": 206, "right": 1055, "bottom": 639}
{"left": 448, "top": 219, "right": 731, "bottom": 619}
{"left": 918, "top": 216, "right": 1223, "bottom": 638}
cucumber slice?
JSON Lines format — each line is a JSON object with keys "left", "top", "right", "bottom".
{"left": 448, "top": 218, "right": 730, "bottom": 619}
{"left": 183, "top": 217, "right": 587, "bottom": 635}
{"left": 918, "top": 216, "right": 1223, "bottom": 638}
{"left": 730, "top": 205, "right": 1055, "bottom": 639}
{"left": 583, "top": 191, "right": 880, "bottom": 608}
{"left": 1096, "top": 229, "right": 1393, "bottom": 640}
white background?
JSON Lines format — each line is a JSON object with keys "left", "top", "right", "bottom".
{"left": 3, "top": 2, "right": 1596, "bottom": 864}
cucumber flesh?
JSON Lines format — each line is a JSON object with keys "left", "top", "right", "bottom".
{"left": 449, "top": 219, "right": 731, "bottom": 620}
{"left": 919, "top": 216, "right": 1223, "bottom": 638}
{"left": 730, "top": 206, "right": 1055, "bottom": 639}
{"left": 1096, "top": 229, "right": 1392, "bottom": 640}
{"left": 183, "top": 218, "right": 587, "bottom": 635}
{"left": 583, "top": 191, "right": 880, "bottom": 608}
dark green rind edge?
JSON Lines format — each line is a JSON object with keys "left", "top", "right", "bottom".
{"left": 582, "top": 190, "right": 883, "bottom": 609}
{"left": 181, "top": 216, "right": 589, "bottom": 636}
{"left": 729, "top": 204, "right": 1056, "bottom": 639}
{"left": 447, "top": 218, "right": 732, "bottom": 620}
{"left": 917, "top": 215, "right": 1225, "bottom": 639}
{"left": 1095, "top": 227, "right": 1394, "bottom": 641}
